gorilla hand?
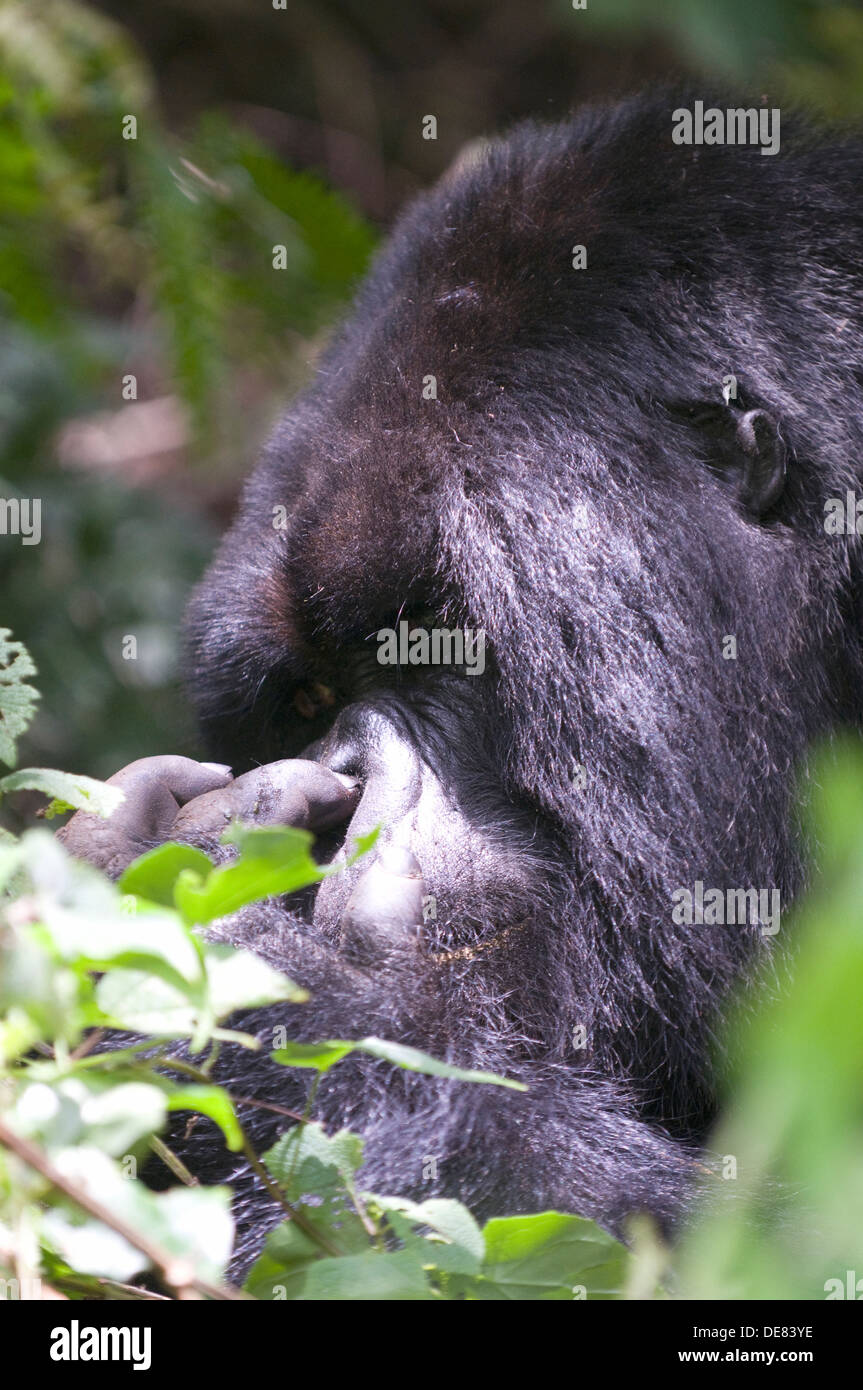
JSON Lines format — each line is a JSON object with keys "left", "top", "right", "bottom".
{"left": 171, "top": 759, "right": 360, "bottom": 840}
{"left": 57, "top": 749, "right": 424, "bottom": 975}
{"left": 57, "top": 755, "right": 360, "bottom": 878}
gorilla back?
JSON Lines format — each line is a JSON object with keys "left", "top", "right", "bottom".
{"left": 180, "top": 91, "right": 863, "bottom": 1271}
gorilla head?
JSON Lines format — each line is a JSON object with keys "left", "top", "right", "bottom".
{"left": 74, "top": 92, "right": 863, "bottom": 1271}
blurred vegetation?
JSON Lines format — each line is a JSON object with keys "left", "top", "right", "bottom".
{"left": 670, "top": 740, "right": 863, "bottom": 1299}
{"left": 0, "top": 0, "right": 375, "bottom": 791}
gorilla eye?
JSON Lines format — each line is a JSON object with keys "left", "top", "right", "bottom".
{"left": 405, "top": 606, "right": 440, "bottom": 628}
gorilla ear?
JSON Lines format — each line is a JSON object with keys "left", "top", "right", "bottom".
{"left": 735, "top": 409, "right": 786, "bottom": 517}
{"left": 666, "top": 398, "right": 787, "bottom": 519}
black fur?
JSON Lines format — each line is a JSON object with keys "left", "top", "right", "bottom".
{"left": 175, "top": 90, "right": 863, "bottom": 1275}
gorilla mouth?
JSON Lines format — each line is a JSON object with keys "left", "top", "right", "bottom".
{"left": 307, "top": 689, "right": 565, "bottom": 963}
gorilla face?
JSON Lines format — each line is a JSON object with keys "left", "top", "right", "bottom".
{"left": 65, "top": 92, "right": 863, "bottom": 1268}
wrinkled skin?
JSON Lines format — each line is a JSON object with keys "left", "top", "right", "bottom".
{"left": 56, "top": 753, "right": 428, "bottom": 951}
{"left": 57, "top": 90, "right": 863, "bottom": 1277}
{"left": 58, "top": 756, "right": 361, "bottom": 870}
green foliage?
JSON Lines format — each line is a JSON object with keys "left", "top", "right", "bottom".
{"left": 0, "top": 803, "right": 540, "bottom": 1297}
{"left": 0, "top": 0, "right": 374, "bottom": 433}
{"left": 777, "top": 5, "right": 863, "bottom": 119}
{"left": 0, "top": 0, "right": 376, "bottom": 782}
{"left": 567, "top": 0, "right": 863, "bottom": 101}
{"left": 672, "top": 738, "right": 863, "bottom": 1299}
{"left": 0, "top": 627, "right": 39, "bottom": 768}
{"left": 172, "top": 823, "right": 379, "bottom": 927}
{"left": 273, "top": 1036, "right": 527, "bottom": 1090}
{"left": 0, "top": 767, "right": 124, "bottom": 818}
{"left": 4, "top": 642, "right": 863, "bottom": 1299}
{"left": 245, "top": 1124, "right": 625, "bottom": 1301}
{"left": 0, "top": 639, "right": 541, "bottom": 1300}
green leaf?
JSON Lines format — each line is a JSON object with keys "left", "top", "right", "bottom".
{"left": 371, "top": 1195, "right": 485, "bottom": 1276}
{"left": 173, "top": 823, "right": 378, "bottom": 926}
{"left": 165, "top": 1083, "right": 242, "bottom": 1152}
{"left": 374, "top": 1196, "right": 485, "bottom": 1263}
{"left": 245, "top": 1216, "right": 435, "bottom": 1301}
{"left": 673, "top": 738, "right": 863, "bottom": 1299}
{"left": 469, "top": 1212, "right": 627, "bottom": 1300}
{"left": 0, "top": 767, "right": 124, "bottom": 817}
{"left": 0, "top": 627, "right": 39, "bottom": 768}
{"left": 204, "top": 943, "right": 308, "bottom": 1010}
{"left": 243, "top": 1221, "right": 324, "bottom": 1300}
{"left": 42, "top": 1212, "right": 147, "bottom": 1284}
{"left": 273, "top": 1034, "right": 526, "bottom": 1090}
{"left": 39, "top": 899, "right": 205, "bottom": 989}
{"left": 298, "top": 1250, "right": 435, "bottom": 1301}
{"left": 135, "top": 133, "right": 223, "bottom": 437}
{"left": 9, "top": 1077, "right": 166, "bottom": 1156}
{"left": 0, "top": 925, "right": 81, "bottom": 1054}
{"left": 270, "top": 1040, "right": 353, "bottom": 1073}
{"left": 42, "top": 1147, "right": 233, "bottom": 1283}
{"left": 120, "top": 842, "right": 215, "bottom": 906}
{"left": 238, "top": 152, "right": 376, "bottom": 292}
{"left": 96, "top": 968, "right": 205, "bottom": 1040}
{"left": 174, "top": 824, "right": 325, "bottom": 925}
{"left": 258, "top": 1124, "right": 371, "bottom": 1286}
{"left": 96, "top": 943, "right": 305, "bottom": 1040}
{"left": 357, "top": 1037, "right": 527, "bottom": 1090}
{"left": 0, "top": 839, "right": 25, "bottom": 893}
{"left": 264, "top": 1122, "right": 363, "bottom": 1191}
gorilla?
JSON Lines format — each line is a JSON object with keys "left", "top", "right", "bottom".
{"left": 59, "top": 89, "right": 863, "bottom": 1277}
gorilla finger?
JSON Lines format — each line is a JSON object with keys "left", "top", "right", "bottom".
{"left": 108, "top": 755, "right": 234, "bottom": 805}
{"left": 99, "top": 755, "right": 233, "bottom": 836}
{"left": 170, "top": 759, "right": 360, "bottom": 837}
{"left": 339, "top": 846, "right": 424, "bottom": 965}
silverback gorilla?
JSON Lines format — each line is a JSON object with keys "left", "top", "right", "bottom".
{"left": 59, "top": 90, "right": 863, "bottom": 1276}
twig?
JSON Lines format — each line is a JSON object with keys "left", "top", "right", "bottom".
{"left": 157, "top": 1058, "right": 342, "bottom": 1257}
{"left": 0, "top": 1117, "right": 247, "bottom": 1301}
{"left": 237, "top": 1130, "right": 341, "bottom": 1258}
{"left": 149, "top": 1134, "right": 199, "bottom": 1187}
{"left": 231, "top": 1094, "right": 306, "bottom": 1123}
{"left": 70, "top": 1029, "right": 106, "bottom": 1060}
{"left": 51, "top": 1275, "right": 170, "bottom": 1302}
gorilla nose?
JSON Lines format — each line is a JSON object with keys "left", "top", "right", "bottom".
{"left": 313, "top": 702, "right": 424, "bottom": 818}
